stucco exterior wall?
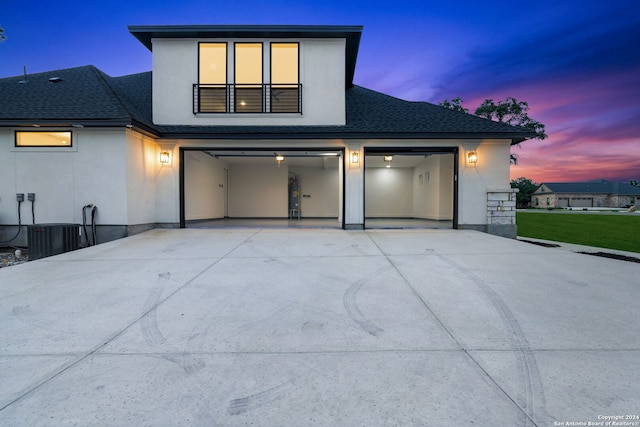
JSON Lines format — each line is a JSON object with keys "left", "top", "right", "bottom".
{"left": 457, "top": 140, "right": 511, "bottom": 226}
{"left": 152, "top": 38, "right": 346, "bottom": 126}
{"left": 0, "top": 128, "right": 141, "bottom": 244}
{"left": 0, "top": 129, "right": 129, "bottom": 226}
{"left": 126, "top": 131, "right": 158, "bottom": 226}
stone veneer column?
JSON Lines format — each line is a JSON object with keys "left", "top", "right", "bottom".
{"left": 486, "top": 188, "right": 518, "bottom": 238}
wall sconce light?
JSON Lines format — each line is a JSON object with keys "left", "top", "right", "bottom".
{"left": 351, "top": 151, "right": 359, "bottom": 164}
{"left": 160, "top": 151, "right": 171, "bottom": 164}
{"left": 276, "top": 154, "right": 284, "bottom": 168}
{"left": 467, "top": 151, "right": 478, "bottom": 165}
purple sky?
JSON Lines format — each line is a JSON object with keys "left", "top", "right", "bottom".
{"left": 2, "top": 0, "right": 639, "bottom": 183}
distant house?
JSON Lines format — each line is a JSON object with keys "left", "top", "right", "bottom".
{"left": 1, "top": 24, "right": 535, "bottom": 248}
{"left": 531, "top": 180, "right": 640, "bottom": 208}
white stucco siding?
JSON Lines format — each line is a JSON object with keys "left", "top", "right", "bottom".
{"left": 345, "top": 144, "right": 363, "bottom": 226}
{"left": 300, "top": 39, "right": 345, "bottom": 125}
{"left": 0, "top": 129, "right": 129, "bottom": 226}
{"left": 0, "top": 130, "right": 17, "bottom": 225}
{"left": 152, "top": 39, "right": 196, "bottom": 126}
{"left": 154, "top": 142, "right": 179, "bottom": 224}
{"left": 74, "top": 131, "right": 128, "bottom": 225}
{"left": 457, "top": 140, "right": 511, "bottom": 225}
{"left": 151, "top": 38, "right": 346, "bottom": 126}
{"left": 125, "top": 131, "right": 158, "bottom": 225}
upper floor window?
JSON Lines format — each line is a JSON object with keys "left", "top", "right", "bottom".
{"left": 235, "top": 43, "right": 263, "bottom": 113}
{"left": 15, "top": 131, "right": 72, "bottom": 147}
{"left": 271, "top": 43, "right": 299, "bottom": 113}
{"left": 195, "top": 41, "right": 301, "bottom": 114}
{"left": 198, "top": 43, "right": 227, "bottom": 113}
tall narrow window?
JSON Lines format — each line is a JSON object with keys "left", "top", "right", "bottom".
{"left": 271, "top": 43, "right": 299, "bottom": 113}
{"left": 235, "top": 43, "right": 263, "bottom": 112}
{"left": 16, "top": 131, "right": 72, "bottom": 147}
{"left": 199, "top": 43, "right": 227, "bottom": 112}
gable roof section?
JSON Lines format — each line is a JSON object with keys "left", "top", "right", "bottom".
{"left": 537, "top": 181, "right": 640, "bottom": 195}
{"left": 0, "top": 66, "right": 534, "bottom": 142}
{"left": 128, "top": 25, "right": 363, "bottom": 88}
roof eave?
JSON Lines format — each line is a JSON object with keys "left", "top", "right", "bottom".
{"left": 152, "top": 130, "right": 534, "bottom": 140}
{"left": 0, "top": 119, "right": 133, "bottom": 128}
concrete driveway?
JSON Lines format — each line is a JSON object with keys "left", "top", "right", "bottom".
{"left": 0, "top": 228, "right": 638, "bottom": 426}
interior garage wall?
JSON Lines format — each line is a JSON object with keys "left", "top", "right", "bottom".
{"left": 412, "top": 155, "right": 453, "bottom": 220}
{"left": 289, "top": 167, "right": 339, "bottom": 217}
{"left": 184, "top": 151, "right": 227, "bottom": 220}
{"left": 365, "top": 167, "right": 413, "bottom": 217}
{"left": 229, "top": 164, "right": 288, "bottom": 217}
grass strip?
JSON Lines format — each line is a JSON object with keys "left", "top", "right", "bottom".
{"left": 516, "top": 211, "right": 640, "bottom": 253}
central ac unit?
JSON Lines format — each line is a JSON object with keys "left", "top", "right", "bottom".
{"left": 28, "top": 224, "right": 81, "bottom": 260}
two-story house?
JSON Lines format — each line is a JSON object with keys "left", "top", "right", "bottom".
{"left": 0, "top": 25, "right": 533, "bottom": 247}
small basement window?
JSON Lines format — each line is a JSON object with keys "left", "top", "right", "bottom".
{"left": 16, "top": 131, "right": 72, "bottom": 147}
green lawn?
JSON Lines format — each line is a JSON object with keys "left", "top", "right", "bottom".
{"left": 516, "top": 211, "right": 640, "bottom": 253}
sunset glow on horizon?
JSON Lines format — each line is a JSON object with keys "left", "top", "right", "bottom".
{"left": 2, "top": 0, "right": 638, "bottom": 185}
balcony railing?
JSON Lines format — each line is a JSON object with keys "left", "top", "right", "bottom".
{"left": 193, "top": 84, "right": 302, "bottom": 114}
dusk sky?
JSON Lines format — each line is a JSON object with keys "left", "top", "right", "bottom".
{"left": 2, "top": 0, "right": 639, "bottom": 184}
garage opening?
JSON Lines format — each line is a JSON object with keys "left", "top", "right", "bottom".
{"left": 364, "top": 147, "right": 457, "bottom": 229}
{"left": 181, "top": 148, "right": 344, "bottom": 229}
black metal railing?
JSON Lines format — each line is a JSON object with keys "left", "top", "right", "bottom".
{"left": 193, "top": 84, "right": 302, "bottom": 114}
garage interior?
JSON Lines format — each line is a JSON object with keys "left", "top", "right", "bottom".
{"left": 182, "top": 149, "right": 343, "bottom": 229}
{"left": 364, "top": 149, "right": 456, "bottom": 229}
{"left": 181, "top": 147, "right": 457, "bottom": 230}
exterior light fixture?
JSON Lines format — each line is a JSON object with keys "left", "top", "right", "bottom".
{"left": 276, "top": 154, "right": 284, "bottom": 168}
{"left": 351, "top": 151, "right": 359, "bottom": 164}
{"left": 160, "top": 151, "right": 171, "bottom": 164}
{"left": 384, "top": 155, "right": 393, "bottom": 168}
{"left": 467, "top": 151, "right": 478, "bottom": 165}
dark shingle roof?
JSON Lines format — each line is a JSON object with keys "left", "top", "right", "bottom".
{"left": 0, "top": 65, "right": 534, "bottom": 142}
{"left": 0, "top": 66, "right": 132, "bottom": 125}
{"left": 538, "top": 181, "right": 640, "bottom": 195}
